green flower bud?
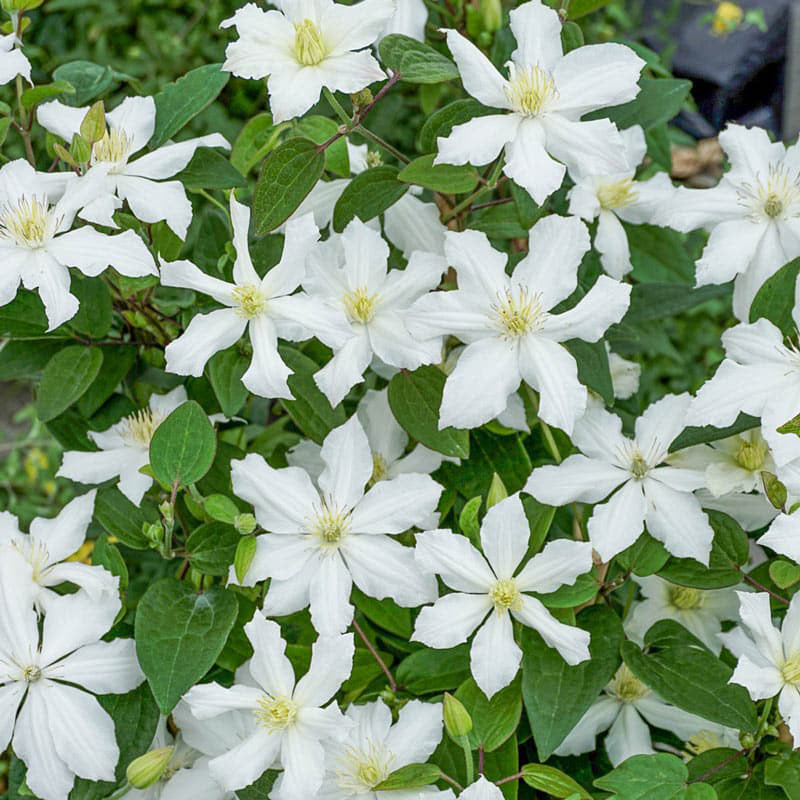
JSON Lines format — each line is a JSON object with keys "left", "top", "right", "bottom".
{"left": 70, "top": 132, "right": 91, "bottom": 165}
{"left": 53, "top": 142, "right": 79, "bottom": 170}
{"left": 126, "top": 746, "right": 175, "bottom": 789}
{"left": 234, "top": 512, "right": 257, "bottom": 535}
{"left": 762, "top": 471, "right": 787, "bottom": 511}
{"left": 480, "top": 0, "right": 502, "bottom": 32}
{"left": 443, "top": 692, "right": 472, "bottom": 739}
{"left": 486, "top": 472, "right": 507, "bottom": 510}
{"left": 80, "top": 101, "right": 106, "bottom": 145}
{"left": 204, "top": 494, "right": 238, "bottom": 524}
{"left": 143, "top": 521, "right": 164, "bottom": 547}
{"left": 234, "top": 536, "right": 257, "bottom": 583}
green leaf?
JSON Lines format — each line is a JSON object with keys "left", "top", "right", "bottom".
{"left": 70, "top": 275, "right": 113, "bottom": 338}
{"left": 617, "top": 532, "right": 670, "bottom": 576}
{"left": 231, "top": 112, "right": 288, "bottom": 176}
{"left": 419, "top": 99, "right": 495, "bottom": 153}
{"left": 175, "top": 148, "right": 246, "bottom": 191}
{"left": 536, "top": 570, "right": 598, "bottom": 608}
{"left": 398, "top": 154, "right": 478, "bottom": 193}
{"left": 332, "top": 165, "right": 408, "bottom": 232}
{"left": 560, "top": 21, "right": 585, "bottom": 52}
{"left": 568, "top": 0, "right": 613, "bottom": 17}
{"left": 455, "top": 676, "right": 522, "bottom": 752}
{"left": 216, "top": 593, "right": 257, "bottom": 672}
{"left": 253, "top": 138, "right": 325, "bottom": 234}
{"left": 77, "top": 345, "right": 137, "bottom": 418}
{"left": 769, "top": 560, "right": 800, "bottom": 589}
{"left": 134, "top": 578, "right": 238, "bottom": 713}
{"left": 94, "top": 487, "right": 153, "bottom": 550}
{"left": 353, "top": 589, "right": 412, "bottom": 638}
{"left": 522, "top": 605, "right": 623, "bottom": 760}
{"left": 627, "top": 224, "right": 696, "bottom": 283}
{"left": 186, "top": 522, "right": 239, "bottom": 576}
{"left": 565, "top": 339, "right": 614, "bottom": 404}
{"left": 379, "top": 34, "right": 460, "bottom": 83}
{"left": 594, "top": 753, "right": 716, "bottom": 800}
{"left": 204, "top": 493, "right": 240, "bottom": 524}
{"left": 151, "top": 64, "right": 229, "bottom": 148}
{"left": 670, "top": 413, "right": 760, "bottom": 453}
{"left": 625, "top": 283, "right": 731, "bottom": 324}
{"left": 207, "top": 347, "right": 249, "bottom": 417}
{"left": 397, "top": 645, "right": 471, "bottom": 694}
{"left": 765, "top": 752, "right": 800, "bottom": 800}
{"left": 522, "top": 764, "right": 592, "bottom": 799}
{"left": 278, "top": 345, "right": 347, "bottom": 443}
{"left": 522, "top": 494, "right": 556, "bottom": 553}
{"left": 21, "top": 80, "right": 75, "bottom": 109}
{"left": 621, "top": 632, "right": 757, "bottom": 733}
{"left": 149, "top": 400, "right": 217, "bottom": 488}
{"left": 235, "top": 771, "right": 279, "bottom": 800}
{"left": 459, "top": 495, "right": 482, "bottom": 541}
{"left": 0, "top": 291, "right": 49, "bottom": 336}
{"left": 0, "top": 339, "right": 66, "bottom": 380}
{"left": 91, "top": 533, "right": 128, "bottom": 590}
{"left": 52, "top": 60, "right": 114, "bottom": 106}
{"left": 588, "top": 78, "right": 693, "bottom": 131}
{"left": 37, "top": 346, "right": 103, "bottom": 422}
{"left": 749, "top": 257, "right": 800, "bottom": 336}
{"left": 292, "top": 115, "right": 350, "bottom": 177}
{"left": 716, "top": 763, "right": 784, "bottom": 799}
{"left": 657, "top": 510, "right": 749, "bottom": 589}
{"left": 387, "top": 365, "right": 469, "bottom": 458}
{"left": 374, "top": 763, "right": 442, "bottom": 791}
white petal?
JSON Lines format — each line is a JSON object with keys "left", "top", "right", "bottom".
{"left": 279, "top": 727, "right": 326, "bottom": 798}
{"left": 479, "top": 494, "right": 529, "bottom": 580}
{"left": 736, "top": 591, "right": 784, "bottom": 667}
{"left": 595, "top": 211, "right": 632, "bottom": 279}
{"left": 309, "top": 553, "right": 353, "bottom": 634}
{"left": 414, "top": 529, "right": 496, "bottom": 592}
{"left": 263, "top": 565, "right": 314, "bottom": 617}
{"left": 46, "top": 639, "right": 143, "bottom": 694}
{"left": 508, "top": 1, "right": 562, "bottom": 70}
{"left": 542, "top": 115, "right": 628, "bottom": 177}
{"left": 513, "top": 595, "right": 590, "bottom": 665}
{"left": 29, "top": 489, "right": 95, "bottom": 563}
{"left": 0, "top": 682, "right": 24, "bottom": 752}
{"left": 719, "top": 123, "right": 786, "bottom": 179}
{"left": 384, "top": 194, "right": 446, "bottom": 257}
{"left": 730, "top": 654, "right": 784, "bottom": 700}
{"left": 470, "top": 612, "right": 521, "bottom": 699}
{"left": 406, "top": 290, "right": 494, "bottom": 343}
{"left": 589, "top": 479, "right": 646, "bottom": 562}
{"left": 183, "top": 682, "right": 264, "bottom": 719}
{"left": 126, "top": 133, "right": 230, "bottom": 180}
{"left": 445, "top": 228, "right": 509, "bottom": 298}
{"left": 293, "top": 632, "right": 354, "bottom": 707}
{"left": 779, "top": 685, "right": 800, "bottom": 748}
{"left": 443, "top": 28, "right": 510, "bottom": 109}
{"left": 243, "top": 613, "right": 296, "bottom": 697}
{"left": 604, "top": 703, "right": 652, "bottom": 767}
{"left": 319, "top": 415, "right": 372, "bottom": 510}
{"left": 350, "top": 473, "right": 442, "bottom": 533}
{"left": 368, "top": 310, "right": 442, "bottom": 370}
{"left": 515, "top": 538, "right": 594, "bottom": 594}
{"left": 231, "top": 454, "right": 318, "bottom": 533}
{"left": 242, "top": 314, "right": 293, "bottom": 399}
{"left": 0, "top": 550, "right": 39, "bottom": 658}
{"left": 232, "top": 533, "right": 314, "bottom": 586}
{"left": 759, "top": 512, "right": 800, "bottom": 562}
{"left": 159, "top": 258, "right": 235, "bottom": 305}
{"left": 106, "top": 95, "right": 156, "bottom": 155}
{"left": 115, "top": 175, "right": 193, "bottom": 239}
{"left": 315, "top": 331, "right": 374, "bottom": 407}
{"left": 384, "top": 699, "right": 443, "bottom": 766}
{"left": 49, "top": 227, "right": 157, "bottom": 278}
{"left": 635, "top": 393, "right": 692, "bottom": 460}
{"left": 524, "top": 455, "right": 627, "bottom": 505}
{"left": 165, "top": 308, "right": 246, "bottom": 378}
{"left": 57, "top": 447, "right": 132, "bottom": 488}
{"left": 208, "top": 729, "right": 281, "bottom": 792}
{"left": 435, "top": 114, "right": 521, "bottom": 168}
{"left": 459, "top": 776, "right": 505, "bottom": 800}
{"left": 695, "top": 219, "right": 765, "bottom": 286}
{"left": 503, "top": 118, "right": 566, "bottom": 205}
{"left": 0, "top": 46, "right": 30, "bottom": 85}
{"left": 412, "top": 593, "right": 490, "bottom": 648}
{"left": 27, "top": 251, "right": 79, "bottom": 330}
{"left": 662, "top": 183, "right": 744, "bottom": 232}
{"left": 553, "top": 696, "right": 620, "bottom": 757}
{"left": 572, "top": 398, "right": 628, "bottom": 460}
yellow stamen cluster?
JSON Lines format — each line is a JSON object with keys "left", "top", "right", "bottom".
{"left": 597, "top": 178, "right": 638, "bottom": 210}
{"left": 782, "top": 655, "right": 800, "bottom": 685}
{"left": 738, "top": 164, "right": 800, "bottom": 222}
{"left": 669, "top": 585, "right": 703, "bottom": 611}
{"left": 255, "top": 695, "right": 298, "bottom": 731}
{"left": 607, "top": 664, "right": 649, "bottom": 703}
{"left": 370, "top": 451, "right": 388, "bottom": 484}
{"left": 335, "top": 742, "right": 395, "bottom": 794}
{"left": 23, "top": 665, "right": 42, "bottom": 683}
{"left": 343, "top": 287, "right": 379, "bottom": 324}
{"left": 92, "top": 128, "right": 132, "bottom": 166}
{"left": 0, "top": 196, "right": 54, "bottom": 248}
{"left": 685, "top": 730, "right": 724, "bottom": 755}
{"left": 232, "top": 284, "right": 268, "bottom": 319}
{"left": 630, "top": 452, "right": 649, "bottom": 479}
{"left": 492, "top": 287, "right": 544, "bottom": 338}
{"left": 735, "top": 436, "right": 768, "bottom": 471}
{"left": 489, "top": 578, "right": 522, "bottom": 613}
{"left": 312, "top": 503, "right": 351, "bottom": 547}
{"left": 294, "top": 19, "right": 327, "bottom": 66}
{"left": 121, "top": 408, "right": 164, "bottom": 447}
{"left": 504, "top": 63, "right": 559, "bottom": 117}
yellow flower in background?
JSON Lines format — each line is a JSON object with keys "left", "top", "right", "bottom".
{"left": 711, "top": 1, "right": 744, "bottom": 35}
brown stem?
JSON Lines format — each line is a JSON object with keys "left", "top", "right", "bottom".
{"left": 740, "top": 570, "right": 790, "bottom": 605}
{"left": 438, "top": 772, "right": 464, "bottom": 792}
{"left": 689, "top": 748, "right": 749, "bottom": 784}
{"left": 495, "top": 771, "right": 523, "bottom": 786}
{"left": 477, "top": 745, "right": 485, "bottom": 775}
{"left": 351, "top": 618, "right": 397, "bottom": 691}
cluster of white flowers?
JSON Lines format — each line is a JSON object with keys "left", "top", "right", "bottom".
{"left": 11, "top": 0, "right": 800, "bottom": 793}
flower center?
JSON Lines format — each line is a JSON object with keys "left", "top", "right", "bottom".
{"left": 92, "top": 128, "right": 132, "bottom": 169}
{"left": 311, "top": 502, "right": 351, "bottom": 548}
{"left": 23, "top": 665, "right": 42, "bottom": 683}
{"left": 294, "top": 19, "right": 327, "bottom": 66}
{"left": 336, "top": 742, "right": 395, "bottom": 794}
{"left": 121, "top": 407, "right": 165, "bottom": 448}
{"left": 343, "top": 287, "right": 379, "bottom": 324}
{"left": 608, "top": 664, "right": 649, "bottom": 703}
{"left": 370, "top": 451, "right": 388, "bottom": 484}
{"left": 492, "top": 286, "right": 545, "bottom": 339}
{"left": 232, "top": 284, "right": 268, "bottom": 319}
{"left": 597, "top": 178, "right": 638, "bottom": 210}
{"left": 686, "top": 730, "right": 724, "bottom": 755}
{"left": 489, "top": 578, "right": 522, "bottom": 614}
{"left": 11, "top": 538, "right": 50, "bottom": 583}
{"left": 669, "top": 585, "right": 704, "bottom": 611}
{"left": 630, "top": 451, "right": 649, "bottom": 479}
{"left": 737, "top": 164, "right": 800, "bottom": 222}
{"left": 735, "top": 437, "right": 768, "bottom": 471}
{"left": 504, "top": 63, "right": 559, "bottom": 117}
{"left": 783, "top": 655, "right": 800, "bottom": 685}
{"left": 255, "top": 695, "right": 298, "bottom": 731}
{"left": 0, "top": 196, "right": 56, "bottom": 249}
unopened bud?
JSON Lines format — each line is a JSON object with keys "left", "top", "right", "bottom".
{"left": 70, "top": 132, "right": 91, "bottom": 165}
{"left": 351, "top": 88, "right": 373, "bottom": 109}
{"left": 159, "top": 500, "right": 174, "bottom": 528}
{"left": 143, "top": 521, "right": 164, "bottom": 547}
{"left": 126, "top": 746, "right": 174, "bottom": 789}
{"left": 443, "top": 692, "right": 472, "bottom": 739}
{"left": 234, "top": 513, "right": 257, "bottom": 535}
{"left": 366, "top": 150, "right": 383, "bottom": 168}
{"left": 738, "top": 731, "right": 755, "bottom": 749}
{"left": 53, "top": 142, "right": 79, "bottom": 169}
{"left": 480, "top": 0, "right": 502, "bottom": 32}
{"left": 205, "top": 494, "right": 239, "bottom": 524}
{"left": 234, "top": 536, "right": 257, "bottom": 583}
{"left": 486, "top": 473, "right": 507, "bottom": 509}
{"left": 80, "top": 101, "right": 105, "bottom": 144}
{"left": 762, "top": 471, "right": 787, "bottom": 511}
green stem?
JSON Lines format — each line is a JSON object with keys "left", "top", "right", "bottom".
{"left": 197, "top": 189, "right": 231, "bottom": 225}
{"left": 422, "top": 0, "right": 457, "bottom": 23}
{"left": 442, "top": 157, "right": 505, "bottom": 222}
{"left": 459, "top": 735, "right": 474, "bottom": 786}
{"left": 102, "top": 782, "right": 133, "bottom": 800}
{"left": 323, "top": 87, "right": 353, "bottom": 126}
{"left": 355, "top": 124, "right": 409, "bottom": 164}
{"left": 525, "top": 385, "right": 562, "bottom": 464}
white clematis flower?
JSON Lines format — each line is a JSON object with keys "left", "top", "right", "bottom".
{"left": 721, "top": 591, "right": 800, "bottom": 746}
{"left": 162, "top": 196, "right": 349, "bottom": 399}
{"left": 526, "top": 394, "right": 715, "bottom": 564}
{"left": 435, "top": 0, "right": 644, "bottom": 204}
{"left": 220, "top": 0, "right": 393, "bottom": 124}
{"left": 0, "top": 549, "right": 144, "bottom": 800}
{"left": 285, "top": 142, "right": 446, "bottom": 258}
{"left": 0, "top": 33, "right": 30, "bottom": 84}
{"left": 406, "top": 216, "right": 631, "bottom": 434}
{"left": 230, "top": 415, "right": 440, "bottom": 634}
{"left": 58, "top": 386, "right": 209, "bottom": 506}
{"left": 0, "top": 159, "right": 157, "bottom": 330}
{"left": 606, "top": 343, "right": 640, "bottom": 400}
{"left": 413, "top": 493, "right": 593, "bottom": 699}
{"left": 758, "top": 509, "right": 800, "bottom": 564}
{"left": 304, "top": 217, "right": 446, "bottom": 407}
{"left": 288, "top": 387, "right": 451, "bottom": 528}
{"left": 0, "top": 490, "right": 116, "bottom": 613}
{"left": 554, "top": 664, "right": 737, "bottom": 766}
{"left": 568, "top": 125, "right": 677, "bottom": 279}
{"left": 316, "top": 698, "right": 449, "bottom": 800}
{"left": 662, "top": 124, "right": 800, "bottom": 320}
{"left": 624, "top": 576, "right": 739, "bottom": 655}
{"left": 182, "top": 612, "right": 354, "bottom": 797}
{"left": 37, "top": 97, "right": 229, "bottom": 239}
{"left": 687, "top": 316, "right": 800, "bottom": 469}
